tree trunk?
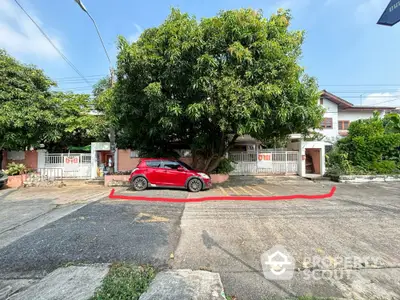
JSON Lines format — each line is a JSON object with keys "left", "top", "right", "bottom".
{"left": 0, "top": 150, "right": 3, "bottom": 170}
{"left": 205, "top": 134, "right": 239, "bottom": 173}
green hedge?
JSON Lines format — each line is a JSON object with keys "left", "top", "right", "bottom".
{"left": 326, "top": 113, "right": 400, "bottom": 176}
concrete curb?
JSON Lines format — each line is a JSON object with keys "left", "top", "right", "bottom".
{"left": 338, "top": 175, "right": 400, "bottom": 183}
{"left": 7, "top": 264, "right": 109, "bottom": 300}
{"left": 139, "top": 269, "right": 226, "bottom": 300}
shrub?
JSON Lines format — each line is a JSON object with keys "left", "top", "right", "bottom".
{"left": 331, "top": 114, "right": 400, "bottom": 175}
{"left": 325, "top": 148, "right": 353, "bottom": 176}
{"left": 371, "top": 161, "right": 399, "bottom": 174}
{"left": 212, "top": 158, "right": 236, "bottom": 174}
{"left": 5, "top": 163, "right": 27, "bottom": 176}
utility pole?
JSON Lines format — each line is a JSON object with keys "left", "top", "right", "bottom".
{"left": 74, "top": 0, "right": 116, "bottom": 172}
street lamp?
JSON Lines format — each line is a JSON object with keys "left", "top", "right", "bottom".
{"left": 74, "top": 0, "right": 116, "bottom": 172}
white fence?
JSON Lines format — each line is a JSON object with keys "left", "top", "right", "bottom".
{"left": 228, "top": 150, "right": 298, "bottom": 175}
{"left": 44, "top": 153, "right": 91, "bottom": 178}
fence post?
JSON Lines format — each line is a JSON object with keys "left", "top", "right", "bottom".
{"left": 285, "top": 151, "right": 288, "bottom": 175}
{"left": 37, "top": 150, "right": 46, "bottom": 169}
{"left": 255, "top": 144, "right": 258, "bottom": 174}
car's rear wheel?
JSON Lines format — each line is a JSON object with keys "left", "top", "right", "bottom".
{"left": 187, "top": 178, "right": 202, "bottom": 192}
{"left": 132, "top": 176, "right": 148, "bottom": 191}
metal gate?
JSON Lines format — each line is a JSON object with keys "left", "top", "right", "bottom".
{"left": 228, "top": 150, "right": 298, "bottom": 175}
{"left": 44, "top": 153, "right": 91, "bottom": 178}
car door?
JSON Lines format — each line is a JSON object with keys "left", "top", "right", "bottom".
{"left": 143, "top": 160, "right": 163, "bottom": 185}
{"left": 160, "top": 160, "right": 188, "bottom": 187}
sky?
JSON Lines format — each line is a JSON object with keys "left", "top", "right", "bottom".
{"left": 1, "top": 0, "right": 399, "bottom": 107}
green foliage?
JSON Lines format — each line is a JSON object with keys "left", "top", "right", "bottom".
{"left": 371, "top": 161, "right": 399, "bottom": 174}
{"left": 91, "top": 263, "right": 155, "bottom": 300}
{"left": 112, "top": 8, "right": 323, "bottom": 172}
{"left": 45, "top": 92, "right": 109, "bottom": 151}
{"left": 383, "top": 113, "right": 400, "bottom": 134}
{"left": 5, "top": 163, "right": 27, "bottom": 176}
{"left": 0, "top": 50, "right": 107, "bottom": 154}
{"left": 212, "top": 158, "right": 236, "bottom": 174}
{"left": 0, "top": 49, "right": 57, "bottom": 150}
{"left": 326, "top": 113, "right": 400, "bottom": 176}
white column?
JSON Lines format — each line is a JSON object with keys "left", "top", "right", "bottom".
{"left": 320, "top": 145, "right": 326, "bottom": 176}
{"left": 298, "top": 140, "right": 306, "bottom": 177}
{"left": 90, "top": 143, "right": 97, "bottom": 179}
{"left": 37, "top": 149, "right": 47, "bottom": 169}
{"left": 114, "top": 148, "right": 118, "bottom": 173}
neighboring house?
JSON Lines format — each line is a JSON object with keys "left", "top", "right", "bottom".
{"left": 318, "top": 90, "right": 396, "bottom": 144}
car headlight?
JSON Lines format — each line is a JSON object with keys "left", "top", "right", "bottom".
{"left": 198, "top": 173, "right": 210, "bottom": 179}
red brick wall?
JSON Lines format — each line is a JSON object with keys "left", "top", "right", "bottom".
{"left": 117, "top": 150, "right": 140, "bottom": 172}
{"left": 117, "top": 149, "right": 193, "bottom": 172}
{"left": 5, "top": 150, "right": 38, "bottom": 170}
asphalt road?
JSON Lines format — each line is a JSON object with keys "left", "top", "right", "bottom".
{"left": 0, "top": 199, "right": 184, "bottom": 278}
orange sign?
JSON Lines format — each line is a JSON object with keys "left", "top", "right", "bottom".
{"left": 65, "top": 157, "right": 79, "bottom": 164}
{"left": 258, "top": 154, "right": 271, "bottom": 161}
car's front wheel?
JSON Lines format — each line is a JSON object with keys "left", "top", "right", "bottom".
{"left": 132, "top": 176, "right": 148, "bottom": 191}
{"left": 187, "top": 178, "right": 202, "bottom": 192}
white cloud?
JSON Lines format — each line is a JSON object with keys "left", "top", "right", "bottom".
{"left": 362, "top": 89, "right": 400, "bottom": 107}
{"left": 128, "top": 24, "right": 143, "bottom": 43}
{"left": 0, "top": 0, "right": 63, "bottom": 60}
{"left": 355, "top": 0, "right": 388, "bottom": 24}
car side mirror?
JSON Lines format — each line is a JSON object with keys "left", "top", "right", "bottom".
{"left": 177, "top": 166, "right": 184, "bottom": 172}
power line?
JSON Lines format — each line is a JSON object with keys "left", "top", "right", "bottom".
{"left": 322, "top": 84, "right": 400, "bottom": 87}
{"left": 53, "top": 74, "right": 107, "bottom": 80}
{"left": 13, "top": 0, "right": 91, "bottom": 86}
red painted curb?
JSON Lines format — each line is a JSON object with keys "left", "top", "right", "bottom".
{"left": 108, "top": 186, "right": 336, "bottom": 203}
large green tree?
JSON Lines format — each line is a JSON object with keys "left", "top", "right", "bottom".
{"left": 0, "top": 50, "right": 107, "bottom": 166}
{"left": 45, "top": 92, "right": 109, "bottom": 152}
{"left": 0, "top": 49, "right": 59, "bottom": 166}
{"left": 112, "top": 8, "right": 323, "bottom": 172}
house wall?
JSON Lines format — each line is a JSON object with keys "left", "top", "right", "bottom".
{"left": 338, "top": 111, "right": 378, "bottom": 122}
{"left": 318, "top": 98, "right": 339, "bottom": 143}
{"left": 5, "top": 150, "right": 38, "bottom": 170}
{"left": 117, "top": 150, "right": 141, "bottom": 172}
{"left": 319, "top": 97, "right": 389, "bottom": 144}
{"left": 116, "top": 149, "right": 194, "bottom": 172}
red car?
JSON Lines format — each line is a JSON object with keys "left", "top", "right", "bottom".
{"left": 129, "top": 158, "right": 212, "bottom": 192}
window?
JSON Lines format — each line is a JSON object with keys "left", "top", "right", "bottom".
{"left": 146, "top": 161, "right": 161, "bottom": 168}
{"left": 338, "top": 120, "right": 350, "bottom": 130}
{"left": 162, "top": 161, "right": 180, "bottom": 170}
{"left": 130, "top": 150, "right": 139, "bottom": 158}
{"left": 178, "top": 161, "right": 194, "bottom": 171}
{"left": 320, "top": 98, "right": 324, "bottom": 105}
{"left": 321, "top": 118, "right": 333, "bottom": 129}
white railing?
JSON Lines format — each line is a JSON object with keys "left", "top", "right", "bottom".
{"left": 44, "top": 153, "right": 92, "bottom": 178}
{"left": 229, "top": 150, "right": 298, "bottom": 175}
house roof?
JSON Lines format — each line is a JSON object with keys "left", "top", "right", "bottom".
{"left": 321, "top": 90, "right": 353, "bottom": 108}
{"left": 321, "top": 90, "right": 396, "bottom": 111}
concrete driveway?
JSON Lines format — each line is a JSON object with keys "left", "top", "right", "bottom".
{"left": 2, "top": 179, "right": 400, "bottom": 299}
{"left": 172, "top": 178, "right": 400, "bottom": 299}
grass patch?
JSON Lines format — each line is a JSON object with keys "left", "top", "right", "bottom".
{"left": 91, "top": 263, "right": 155, "bottom": 300}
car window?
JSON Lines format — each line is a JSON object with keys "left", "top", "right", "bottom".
{"left": 162, "top": 161, "right": 180, "bottom": 170}
{"left": 146, "top": 160, "right": 161, "bottom": 168}
{"left": 178, "top": 161, "right": 194, "bottom": 170}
